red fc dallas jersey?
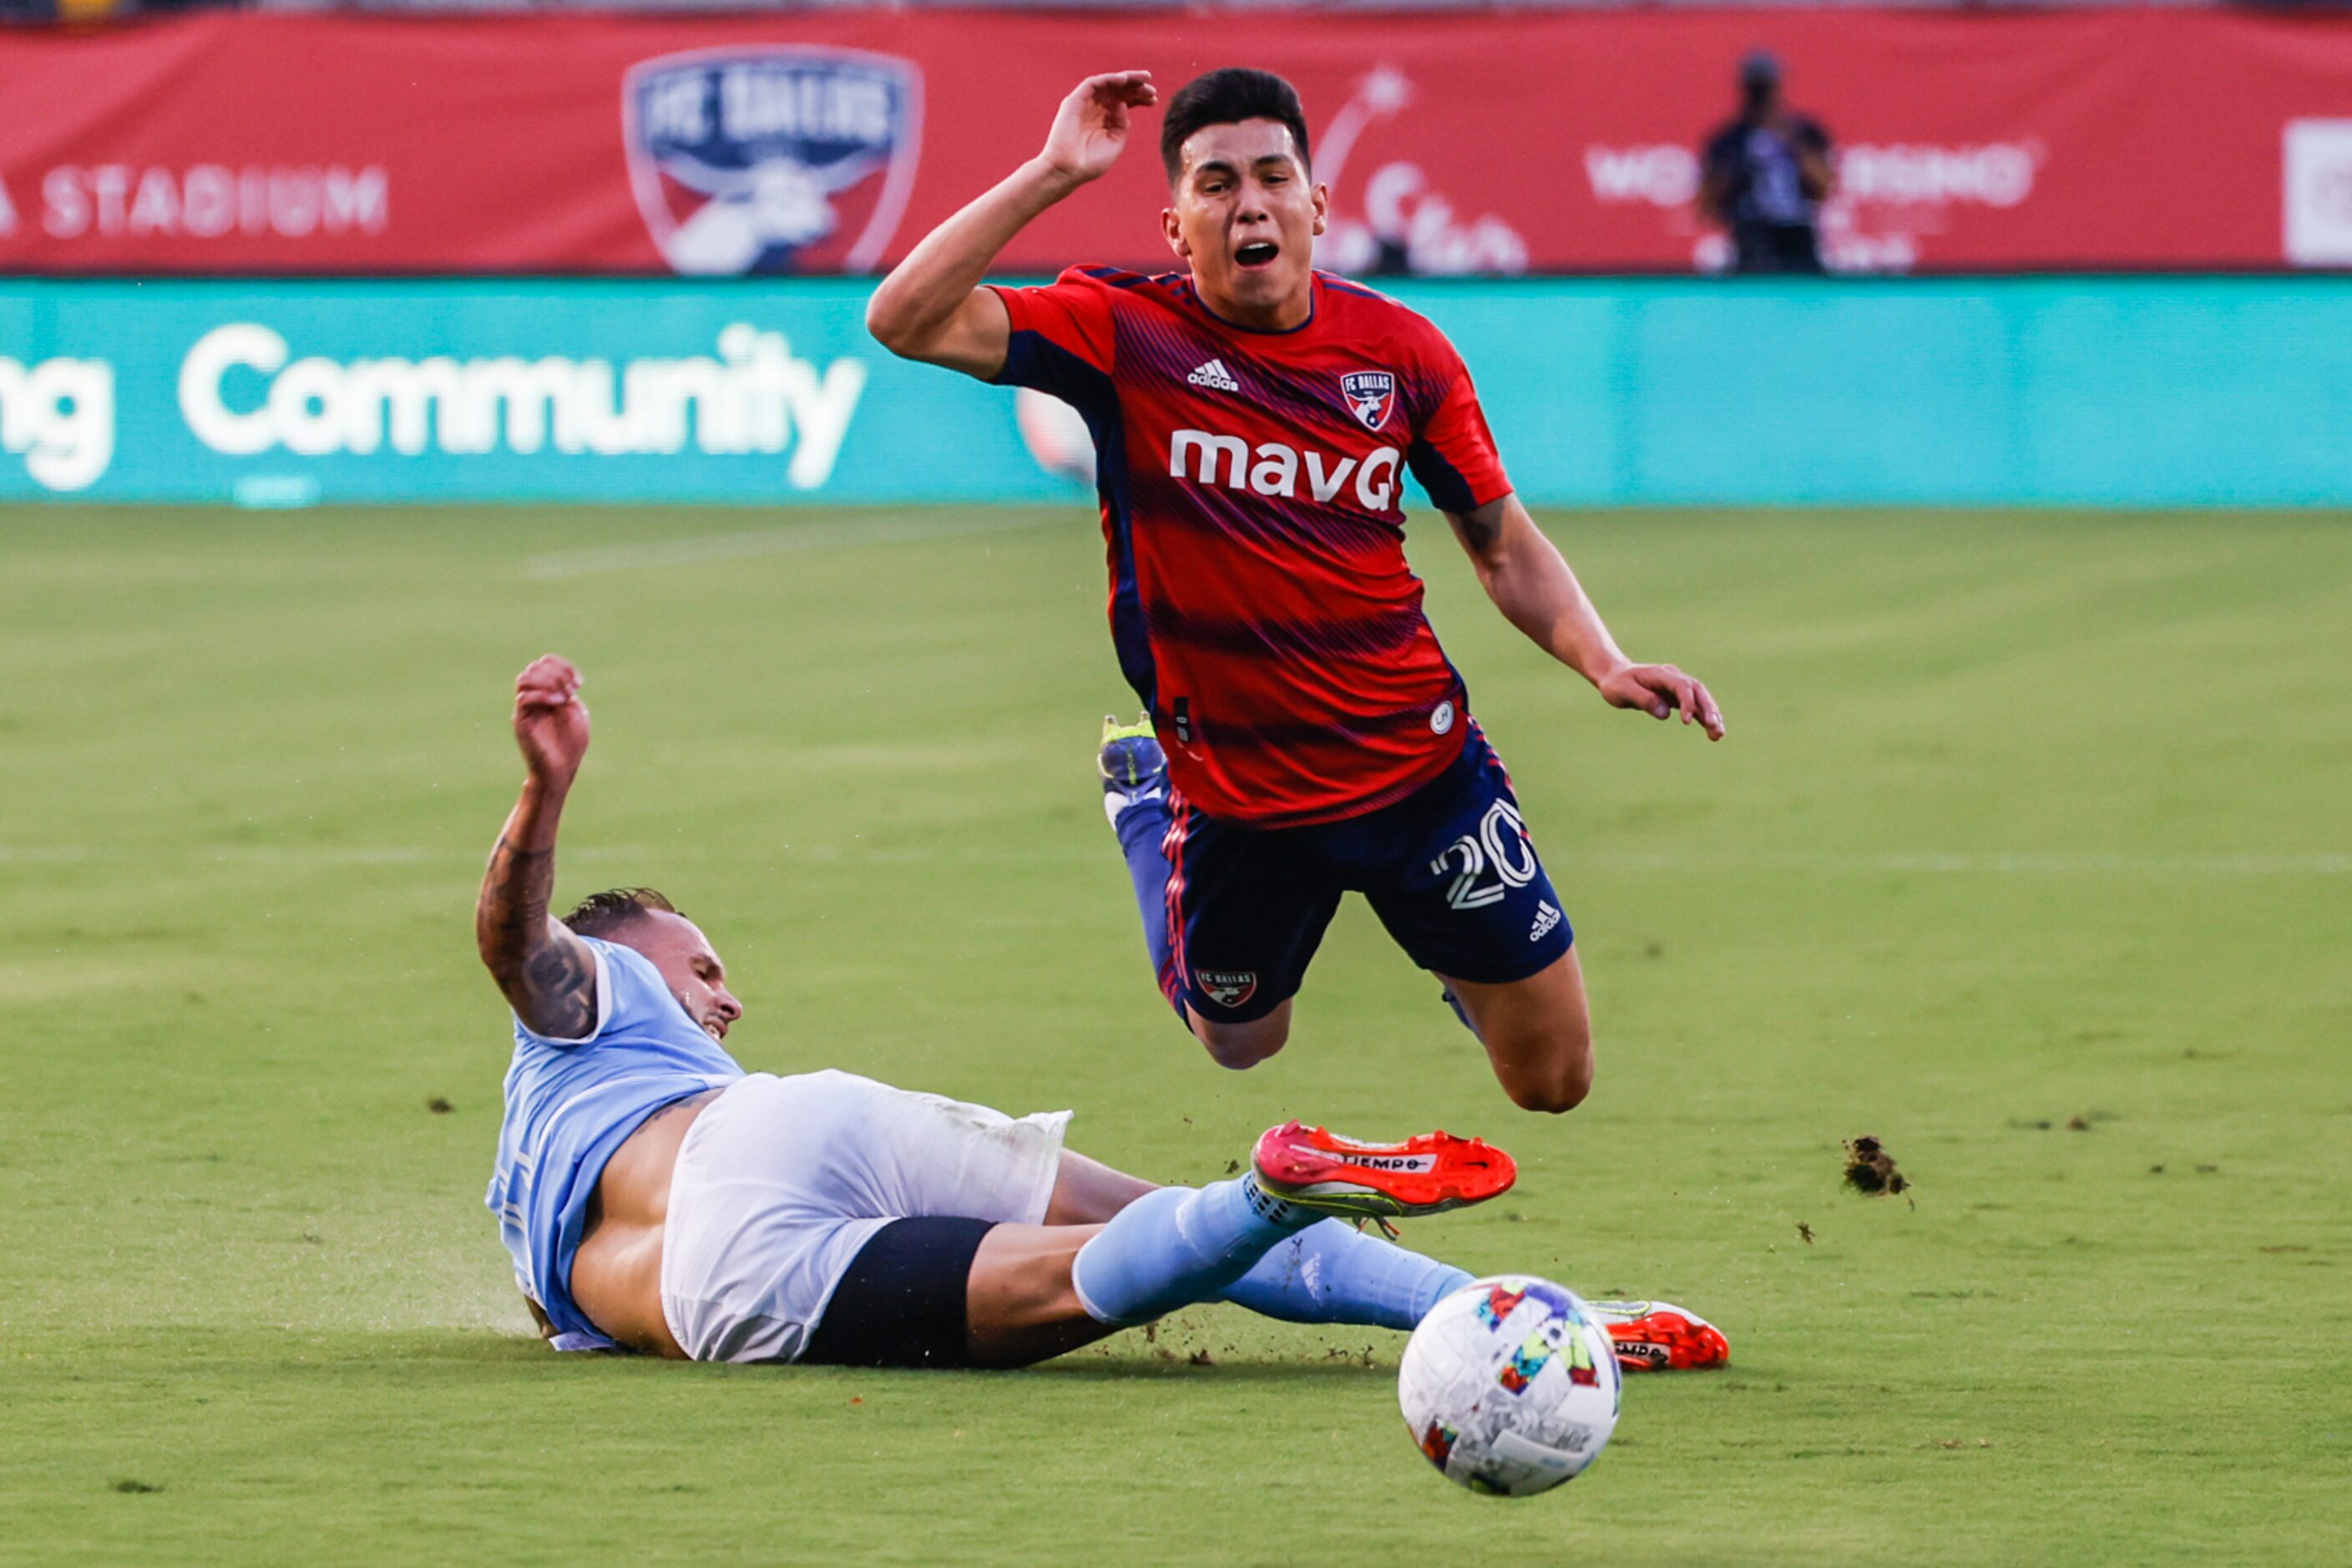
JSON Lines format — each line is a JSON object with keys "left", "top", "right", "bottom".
{"left": 990, "top": 266, "right": 1513, "bottom": 827}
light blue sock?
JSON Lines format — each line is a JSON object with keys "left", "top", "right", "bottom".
{"left": 1071, "top": 1176, "right": 1315, "bottom": 1327}
{"left": 1220, "top": 1220, "right": 1474, "bottom": 1332}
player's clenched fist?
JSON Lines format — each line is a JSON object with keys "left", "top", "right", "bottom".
{"left": 512, "top": 654, "right": 589, "bottom": 787}
{"left": 1039, "top": 71, "right": 1157, "bottom": 186}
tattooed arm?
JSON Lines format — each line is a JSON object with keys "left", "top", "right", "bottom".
{"left": 1448, "top": 493, "right": 1726, "bottom": 741}
{"left": 476, "top": 655, "right": 601, "bottom": 1039}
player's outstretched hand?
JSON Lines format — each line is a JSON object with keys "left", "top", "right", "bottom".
{"left": 1598, "top": 662, "right": 1726, "bottom": 741}
{"left": 513, "top": 654, "right": 589, "bottom": 787}
{"left": 1039, "top": 71, "right": 1157, "bottom": 186}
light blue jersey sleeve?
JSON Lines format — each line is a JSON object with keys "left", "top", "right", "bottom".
{"left": 508, "top": 940, "right": 616, "bottom": 1049}
{"left": 513, "top": 938, "right": 656, "bottom": 1050}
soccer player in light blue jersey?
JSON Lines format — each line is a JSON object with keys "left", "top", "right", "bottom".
{"left": 478, "top": 655, "right": 1535, "bottom": 1368}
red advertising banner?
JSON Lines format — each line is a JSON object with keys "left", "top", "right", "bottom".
{"left": 0, "top": 8, "right": 2348, "bottom": 276}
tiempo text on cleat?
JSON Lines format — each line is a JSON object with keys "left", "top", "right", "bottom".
{"left": 1589, "top": 1299, "right": 1730, "bottom": 1372}
{"left": 1251, "top": 1120, "right": 1515, "bottom": 1221}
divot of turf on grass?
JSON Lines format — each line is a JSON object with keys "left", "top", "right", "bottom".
{"left": 1842, "top": 1136, "right": 1909, "bottom": 1196}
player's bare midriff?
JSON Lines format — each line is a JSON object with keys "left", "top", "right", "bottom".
{"left": 567, "top": 1089, "right": 723, "bottom": 1358}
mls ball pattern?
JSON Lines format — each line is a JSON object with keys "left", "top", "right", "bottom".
{"left": 1398, "top": 1275, "right": 1623, "bottom": 1497}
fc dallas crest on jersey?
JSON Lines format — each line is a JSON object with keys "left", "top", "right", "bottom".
{"left": 1340, "top": 369, "right": 1398, "bottom": 431}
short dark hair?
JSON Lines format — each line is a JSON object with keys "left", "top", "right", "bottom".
{"left": 561, "top": 887, "right": 680, "bottom": 940}
{"left": 1160, "top": 68, "right": 1312, "bottom": 185}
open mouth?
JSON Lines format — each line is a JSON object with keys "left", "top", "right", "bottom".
{"left": 1234, "top": 240, "right": 1280, "bottom": 270}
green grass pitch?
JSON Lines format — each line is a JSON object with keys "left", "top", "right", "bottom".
{"left": 2, "top": 503, "right": 2346, "bottom": 1564}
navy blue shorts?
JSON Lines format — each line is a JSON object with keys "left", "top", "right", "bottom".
{"left": 1159, "top": 726, "right": 1573, "bottom": 1024}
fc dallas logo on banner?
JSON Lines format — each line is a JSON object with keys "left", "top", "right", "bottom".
{"left": 621, "top": 47, "right": 923, "bottom": 276}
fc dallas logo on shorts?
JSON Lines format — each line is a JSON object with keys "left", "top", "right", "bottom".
{"left": 1198, "top": 969, "right": 1258, "bottom": 1008}
{"left": 1340, "top": 370, "right": 1397, "bottom": 432}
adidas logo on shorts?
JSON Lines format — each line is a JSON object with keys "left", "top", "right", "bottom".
{"left": 1530, "top": 901, "right": 1562, "bottom": 942}
{"left": 1186, "top": 357, "right": 1240, "bottom": 392}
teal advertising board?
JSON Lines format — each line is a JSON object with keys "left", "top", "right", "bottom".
{"left": 0, "top": 277, "right": 2344, "bottom": 507}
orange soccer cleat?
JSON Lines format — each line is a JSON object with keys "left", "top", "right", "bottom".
{"left": 1251, "top": 1120, "right": 1516, "bottom": 1222}
{"left": 1589, "top": 1299, "right": 1731, "bottom": 1371}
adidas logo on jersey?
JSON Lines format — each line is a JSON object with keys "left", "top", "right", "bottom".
{"left": 1530, "top": 901, "right": 1563, "bottom": 942}
{"left": 1186, "top": 358, "right": 1241, "bottom": 392}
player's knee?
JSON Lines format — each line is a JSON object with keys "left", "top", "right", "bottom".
{"left": 1498, "top": 1039, "right": 1594, "bottom": 1114}
{"left": 1193, "top": 1017, "right": 1287, "bottom": 1070}
{"left": 1505, "top": 1068, "right": 1591, "bottom": 1115}
{"left": 1201, "top": 1034, "right": 1285, "bottom": 1071}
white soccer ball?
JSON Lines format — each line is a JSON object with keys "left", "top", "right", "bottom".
{"left": 1399, "top": 1275, "right": 1622, "bottom": 1497}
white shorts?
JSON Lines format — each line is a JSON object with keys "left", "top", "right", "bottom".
{"left": 658, "top": 1070, "right": 1071, "bottom": 1364}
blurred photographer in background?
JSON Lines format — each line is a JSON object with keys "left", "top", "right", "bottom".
{"left": 1697, "top": 51, "right": 1835, "bottom": 274}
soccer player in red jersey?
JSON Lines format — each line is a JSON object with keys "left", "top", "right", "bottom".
{"left": 868, "top": 68, "right": 1724, "bottom": 1112}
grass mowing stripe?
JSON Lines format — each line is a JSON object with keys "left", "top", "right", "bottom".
{"left": 8, "top": 844, "right": 2345, "bottom": 873}
{"left": 522, "top": 508, "right": 1057, "bottom": 579}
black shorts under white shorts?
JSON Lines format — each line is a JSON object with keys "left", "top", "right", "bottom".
{"left": 798, "top": 1216, "right": 997, "bottom": 1369}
